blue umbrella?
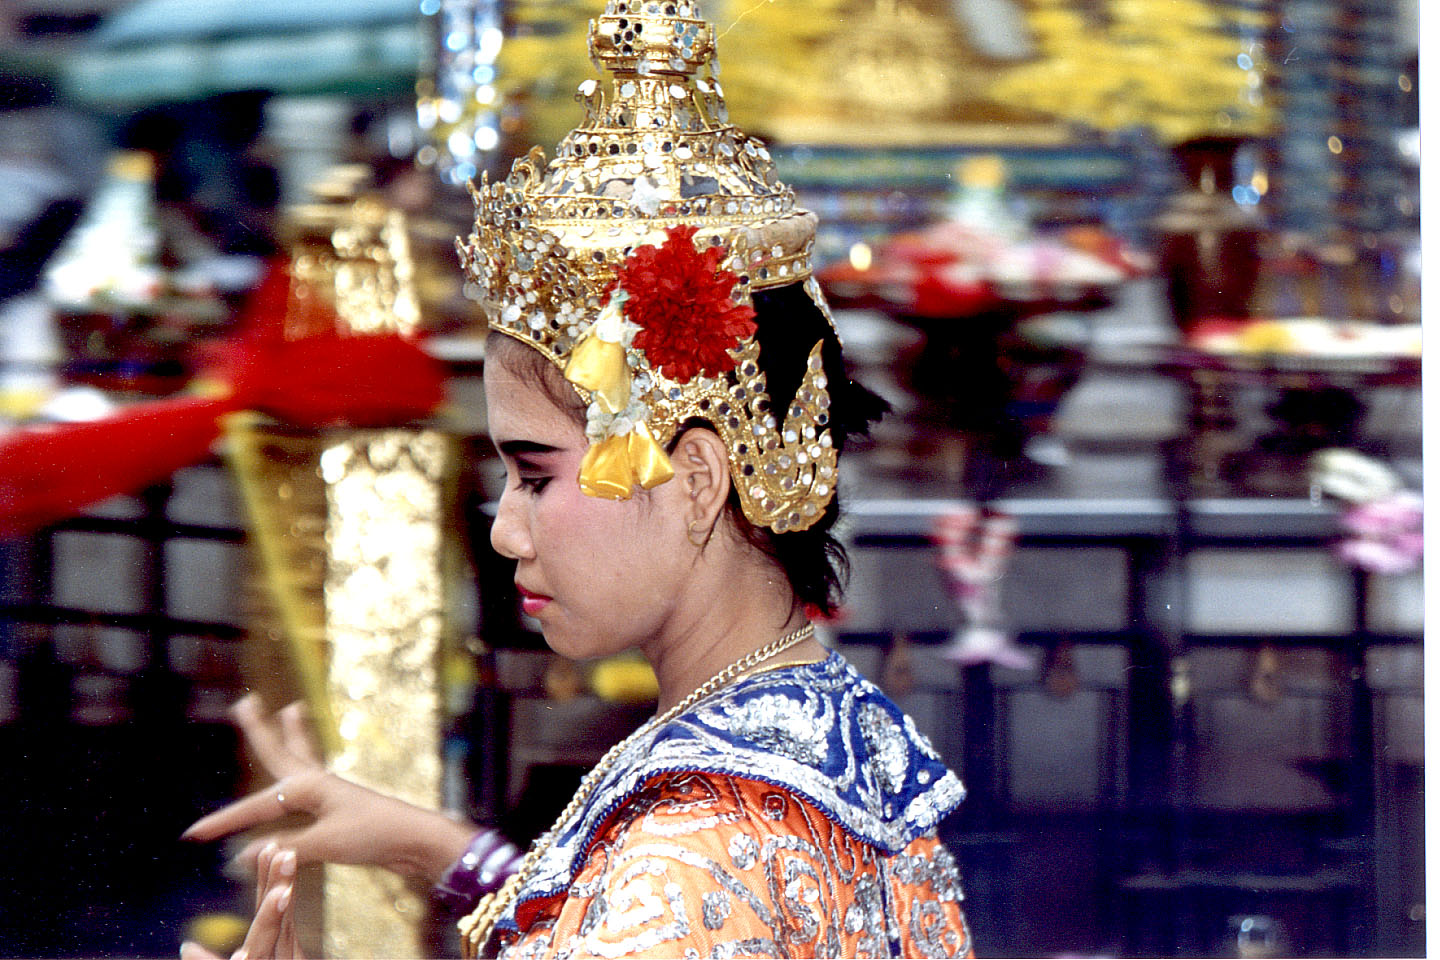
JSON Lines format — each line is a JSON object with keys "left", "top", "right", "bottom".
{"left": 62, "top": 0, "right": 425, "bottom": 108}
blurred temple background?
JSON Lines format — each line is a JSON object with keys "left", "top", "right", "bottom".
{"left": 0, "top": 0, "right": 1423, "bottom": 957}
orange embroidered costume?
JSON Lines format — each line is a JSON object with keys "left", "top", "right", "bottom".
{"left": 473, "top": 654, "right": 972, "bottom": 959}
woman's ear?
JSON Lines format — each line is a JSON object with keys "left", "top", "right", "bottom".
{"left": 670, "top": 426, "right": 731, "bottom": 537}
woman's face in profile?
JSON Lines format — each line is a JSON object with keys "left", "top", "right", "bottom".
{"left": 484, "top": 344, "right": 688, "bottom": 660}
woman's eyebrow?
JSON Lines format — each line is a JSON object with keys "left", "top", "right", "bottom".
{"left": 496, "top": 439, "right": 564, "bottom": 458}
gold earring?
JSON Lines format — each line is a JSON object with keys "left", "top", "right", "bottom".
{"left": 687, "top": 519, "right": 708, "bottom": 548}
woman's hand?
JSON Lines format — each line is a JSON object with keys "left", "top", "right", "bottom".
{"left": 180, "top": 841, "right": 303, "bottom": 960}
{"left": 183, "top": 694, "right": 477, "bottom": 883}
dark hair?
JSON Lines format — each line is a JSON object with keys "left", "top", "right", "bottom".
{"left": 725, "top": 283, "right": 888, "bottom": 616}
{"left": 485, "top": 284, "right": 888, "bottom": 616}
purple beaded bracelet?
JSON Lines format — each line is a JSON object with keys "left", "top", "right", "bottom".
{"left": 432, "top": 828, "right": 525, "bottom": 915}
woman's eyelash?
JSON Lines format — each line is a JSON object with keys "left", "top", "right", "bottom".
{"left": 517, "top": 474, "right": 551, "bottom": 492}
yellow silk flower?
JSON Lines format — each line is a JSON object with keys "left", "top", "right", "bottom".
{"left": 578, "top": 422, "right": 674, "bottom": 500}
{"left": 564, "top": 291, "right": 632, "bottom": 413}
{"left": 564, "top": 335, "right": 630, "bottom": 413}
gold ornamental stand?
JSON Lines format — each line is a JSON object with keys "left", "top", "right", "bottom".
{"left": 227, "top": 175, "right": 459, "bottom": 957}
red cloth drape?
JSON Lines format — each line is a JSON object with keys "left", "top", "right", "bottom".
{"left": 0, "top": 259, "right": 447, "bottom": 538}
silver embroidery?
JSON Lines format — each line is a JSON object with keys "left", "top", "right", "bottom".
{"left": 929, "top": 842, "right": 965, "bottom": 902}
{"left": 701, "top": 890, "right": 732, "bottom": 930}
{"left": 711, "top": 937, "right": 784, "bottom": 959}
{"left": 501, "top": 821, "right": 969, "bottom": 959}
{"left": 577, "top": 887, "right": 606, "bottom": 936}
{"left": 849, "top": 873, "right": 888, "bottom": 957}
{"left": 712, "top": 691, "right": 831, "bottom": 766}
{"left": 626, "top": 840, "right": 778, "bottom": 928}
{"left": 909, "top": 899, "right": 951, "bottom": 958}
{"left": 858, "top": 703, "right": 909, "bottom": 795}
{"left": 728, "top": 833, "right": 759, "bottom": 870}
{"left": 644, "top": 773, "right": 741, "bottom": 838}
{"left": 777, "top": 857, "right": 822, "bottom": 943}
{"left": 582, "top": 871, "right": 691, "bottom": 959}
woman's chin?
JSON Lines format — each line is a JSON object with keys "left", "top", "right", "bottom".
{"left": 535, "top": 622, "right": 583, "bottom": 658}
{"left": 540, "top": 624, "right": 630, "bottom": 663}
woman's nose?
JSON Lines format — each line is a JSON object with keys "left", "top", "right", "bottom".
{"left": 490, "top": 490, "right": 534, "bottom": 561}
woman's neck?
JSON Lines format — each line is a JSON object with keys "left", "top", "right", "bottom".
{"left": 641, "top": 561, "right": 815, "bottom": 714}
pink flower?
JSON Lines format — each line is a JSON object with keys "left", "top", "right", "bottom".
{"left": 1337, "top": 537, "right": 1421, "bottom": 575}
{"left": 1336, "top": 491, "right": 1423, "bottom": 575}
{"left": 1340, "top": 492, "right": 1423, "bottom": 538}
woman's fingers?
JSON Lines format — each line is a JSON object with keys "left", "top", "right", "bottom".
{"left": 270, "top": 848, "right": 298, "bottom": 892}
{"left": 232, "top": 829, "right": 308, "bottom": 876}
{"left": 265, "top": 848, "right": 301, "bottom": 960}
{"left": 232, "top": 695, "right": 309, "bottom": 780}
{"left": 176, "top": 859, "right": 298, "bottom": 960}
{"left": 185, "top": 748, "right": 441, "bottom": 878}
{"left": 276, "top": 702, "right": 322, "bottom": 768}
{"left": 255, "top": 841, "right": 278, "bottom": 911}
{"left": 182, "top": 780, "right": 306, "bottom": 843}
{"left": 237, "top": 848, "right": 296, "bottom": 960}
{"left": 232, "top": 884, "right": 290, "bottom": 960}
{"left": 180, "top": 696, "right": 326, "bottom": 846}
{"left": 276, "top": 883, "right": 303, "bottom": 960}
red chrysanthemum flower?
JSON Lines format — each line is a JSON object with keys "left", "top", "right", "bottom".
{"left": 615, "top": 225, "right": 757, "bottom": 383}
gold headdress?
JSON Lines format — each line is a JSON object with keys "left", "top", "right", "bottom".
{"left": 458, "top": 0, "right": 841, "bottom": 534}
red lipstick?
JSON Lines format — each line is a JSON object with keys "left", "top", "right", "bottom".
{"left": 516, "top": 584, "right": 551, "bottom": 617}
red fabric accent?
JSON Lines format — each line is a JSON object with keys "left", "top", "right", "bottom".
{"left": 1185, "top": 316, "right": 1252, "bottom": 346}
{"left": 209, "top": 258, "right": 447, "bottom": 428}
{"left": 0, "top": 395, "right": 237, "bottom": 537}
{"left": 908, "top": 269, "right": 998, "bottom": 318}
{"left": 235, "top": 330, "right": 446, "bottom": 428}
{"left": 616, "top": 225, "right": 756, "bottom": 383}
{"left": 0, "top": 259, "right": 447, "bottom": 537}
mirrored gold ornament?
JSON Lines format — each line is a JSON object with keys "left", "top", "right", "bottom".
{"left": 458, "top": 0, "right": 841, "bottom": 532}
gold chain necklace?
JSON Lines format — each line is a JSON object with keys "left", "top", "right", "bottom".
{"left": 460, "top": 622, "right": 816, "bottom": 957}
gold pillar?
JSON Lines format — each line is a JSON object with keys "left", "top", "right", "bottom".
{"left": 230, "top": 422, "right": 459, "bottom": 958}
{"left": 229, "top": 175, "right": 458, "bottom": 957}
{"left": 320, "top": 428, "right": 455, "bottom": 958}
